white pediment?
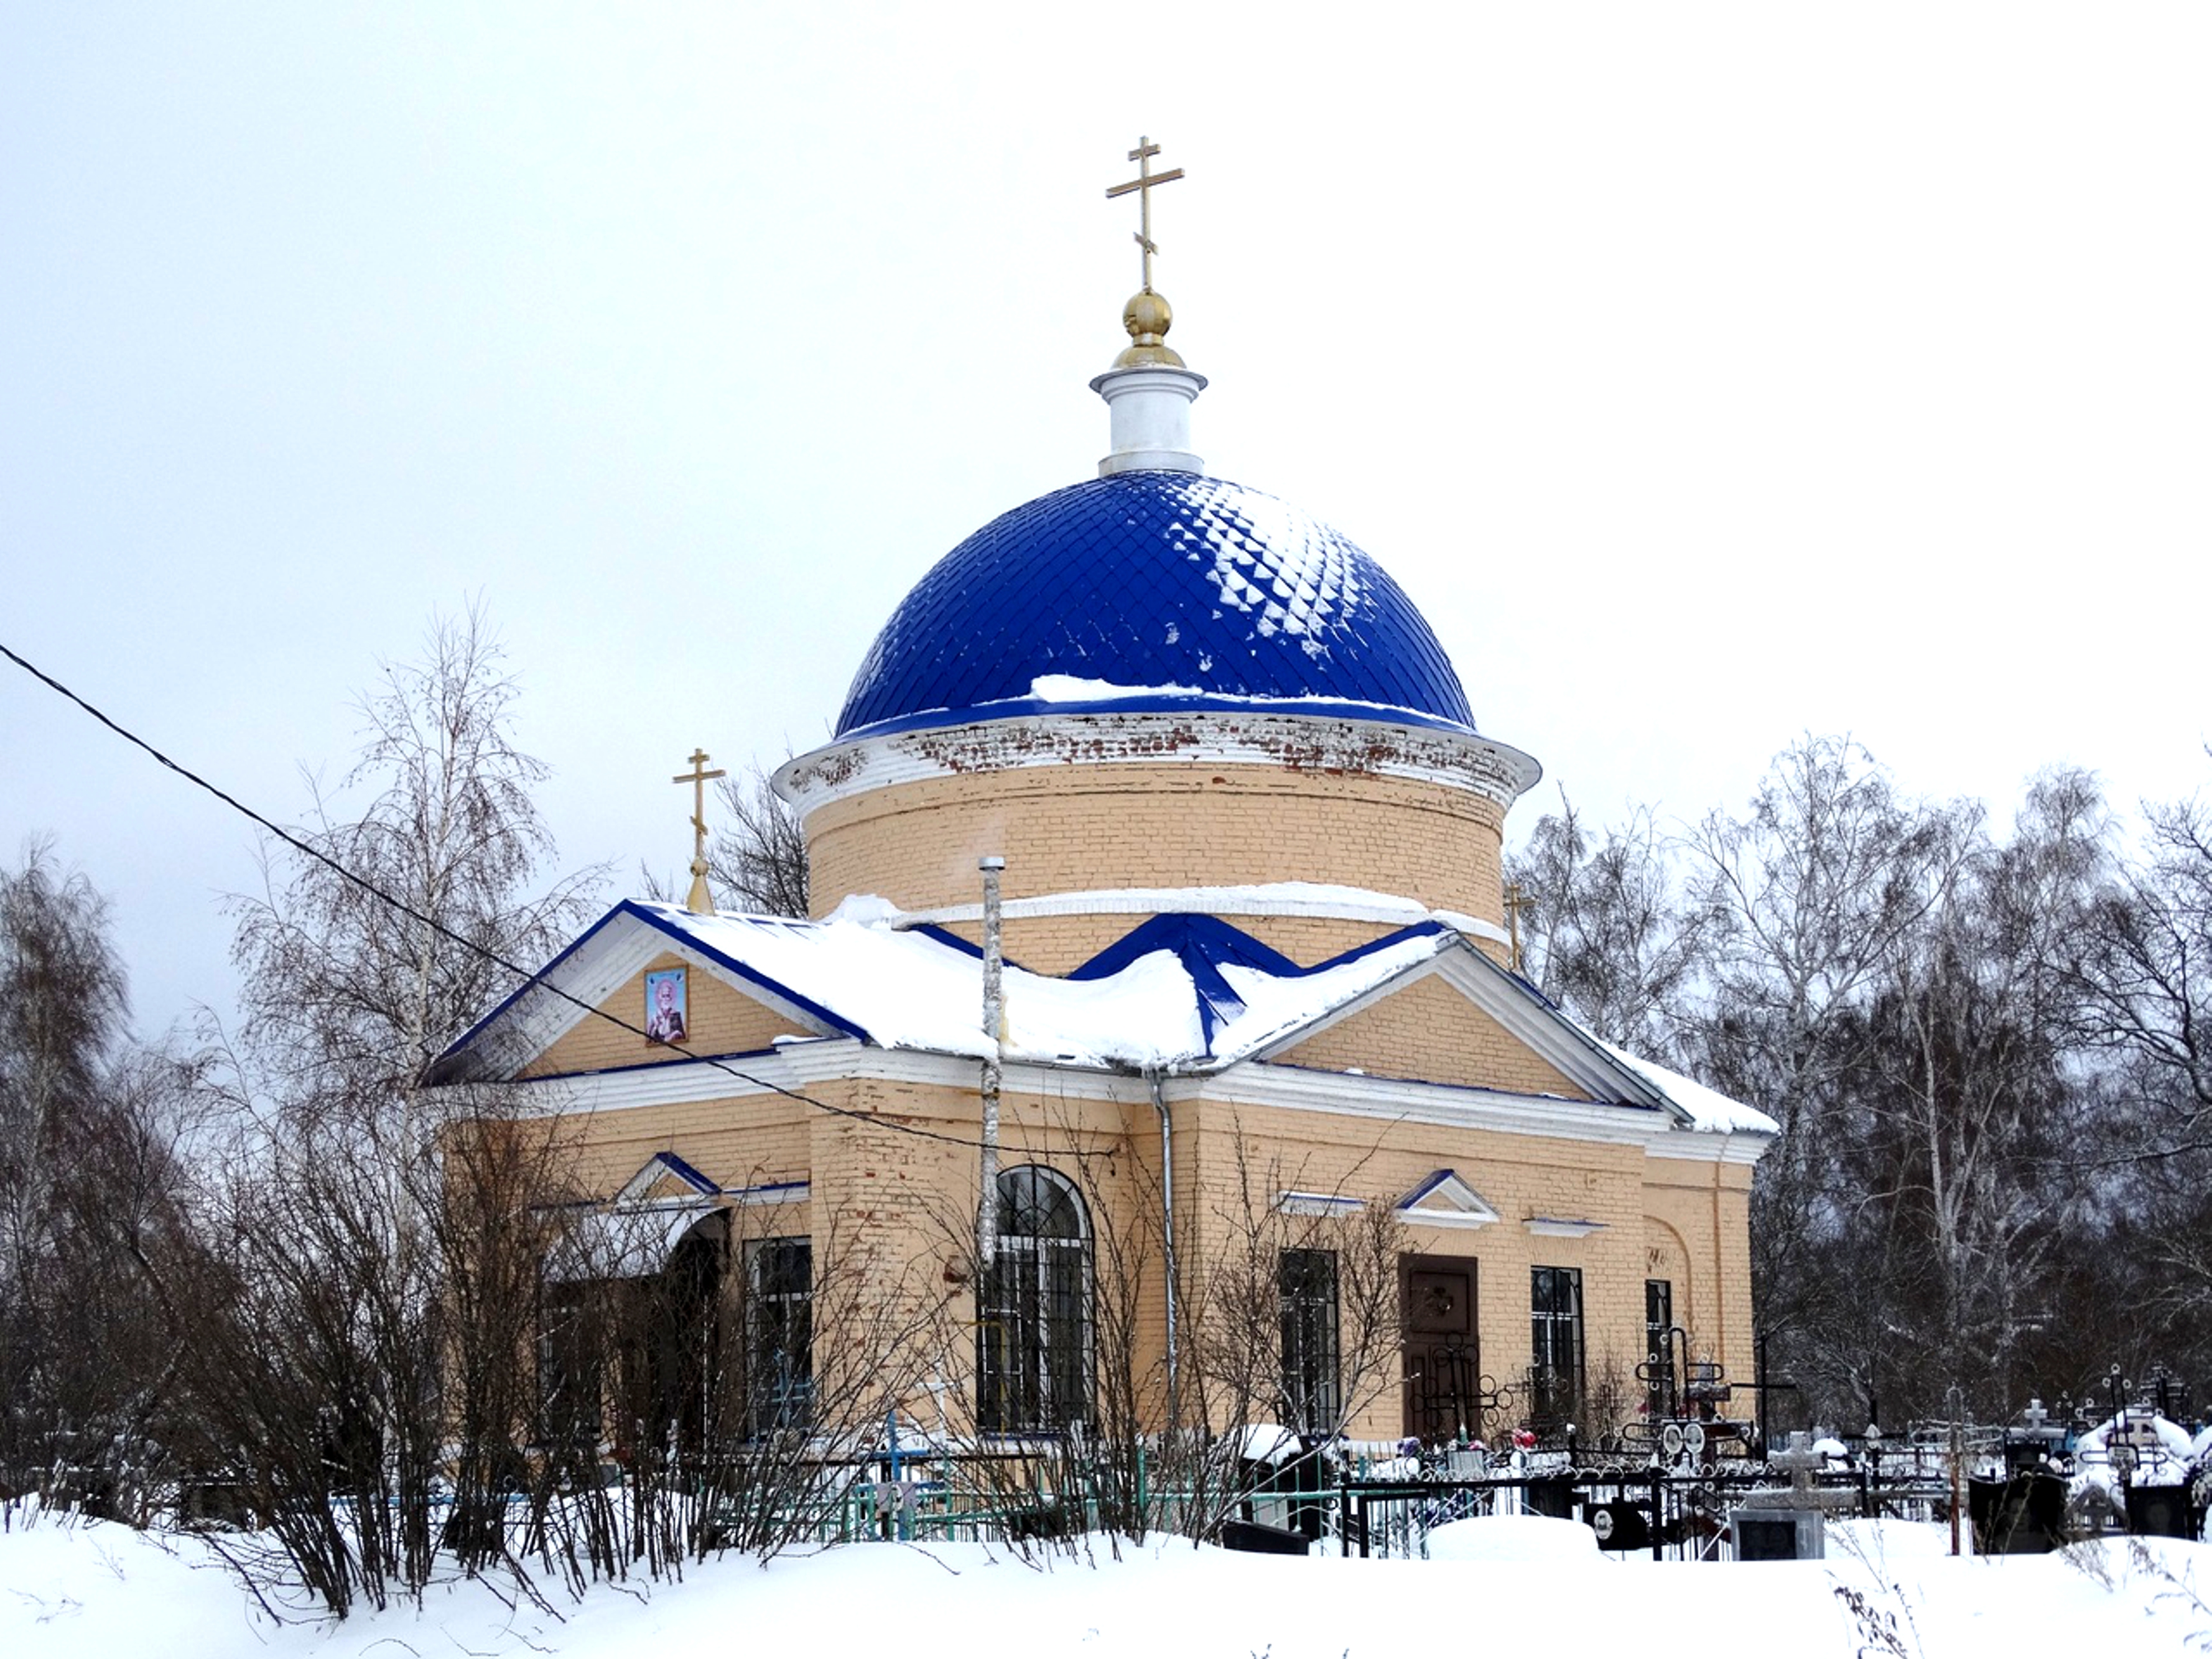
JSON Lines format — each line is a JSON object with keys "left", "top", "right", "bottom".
{"left": 1395, "top": 1169, "right": 1499, "bottom": 1230}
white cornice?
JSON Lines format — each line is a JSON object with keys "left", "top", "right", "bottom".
{"left": 1642, "top": 1133, "right": 1770, "bottom": 1168}
{"left": 499, "top": 1033, "right": 1764, "bottom": 1166}
{"left": 1206, "top": 1061, "right": 1764, "bottom": 1164}
{"left": 491, "top": 1048, "right": 817, "bottom": 1117}
{"left": 1201, "top": 1060, "right": 1669, "bottom": 1146}
{"left": 1525, "top": 1217, "right": 1606, "bottom": 1239}
{"left": 774, "top": 710, "right": 1540, "bottom": 816}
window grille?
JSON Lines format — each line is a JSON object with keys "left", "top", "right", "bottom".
{"left": 746, "top": 1237, "right": 814, "bottom": 1436}
{"left": 977, "top": 1166, "right": 1092, "bottom": 1432}
{"left": 536, "top": 1281, "right": 602, "bottom": 1448}
{"left": 1529, "top": 1265, "right": 1584, "bottom": 1424}
{"left": 1279, "top": 1249, "right": 1341, "bottom": 1435}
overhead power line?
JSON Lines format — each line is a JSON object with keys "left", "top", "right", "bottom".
{"left": 0, "top": 636, "right": 1102, "bottom": 1160}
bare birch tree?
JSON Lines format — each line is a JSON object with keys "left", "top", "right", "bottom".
{"left": 1507, "top": 792, "right": 1703, "bottom": 1058}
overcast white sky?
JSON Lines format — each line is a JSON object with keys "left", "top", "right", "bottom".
{"left": 4, "top": 3, "right": 2208, "bottom": 1040}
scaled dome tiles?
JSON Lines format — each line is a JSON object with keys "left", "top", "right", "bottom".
{"left": 835, "top": 473, "right": 1477, "bottom": 740}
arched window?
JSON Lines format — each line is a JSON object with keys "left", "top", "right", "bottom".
{"left": 977, "top": 1166, "right": 1091, "bottom": 1433}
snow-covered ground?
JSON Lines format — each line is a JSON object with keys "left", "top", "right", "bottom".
{"left": 4, "top": 1513, "right": 2209, "bottom": 1659}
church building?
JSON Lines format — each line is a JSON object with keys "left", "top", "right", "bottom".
{"left": 428, "top": 144, "right": 1774, "bottom": 1454}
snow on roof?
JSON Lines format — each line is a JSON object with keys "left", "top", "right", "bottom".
{"left": 1597, "top": 1041, "right": 1779, "bottom": 1136}
{"left": 618, "top": 901, "right": 1450, "bottom": 1073}
{"left": 442, "top": 898, "right": 1769, "bottom": 1138}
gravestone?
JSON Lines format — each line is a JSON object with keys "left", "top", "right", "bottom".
{"left": 1968, "top": 1471, "right": 2066, "bottom": 1554}
{"left": 2126, "top": 1482, "right": 2196, "bottom": 1540}
{"left": 1585, "top": 1499, "right": 1652, "bottom": 1552}
{"left": 1729, "top": 1432, "right": 1829, "bottom": 1561}
{"left": 1220, "top": 1517, "right": 1313, "bottom": 1554}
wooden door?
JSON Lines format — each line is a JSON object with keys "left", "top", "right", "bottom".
{"left": 1401, "top": 1253, "right": 1480, "bottom": 1444}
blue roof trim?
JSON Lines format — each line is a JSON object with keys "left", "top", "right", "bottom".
{"left": 1068, "top": 913, "right": 1450, "bottom": 1051}
{"left": 1069, "top": 913, "right": 1304, "bottom": 982}
{"left": 436, "top": 901, "right": 644, "bottom": 1064}
{"left": 434, "top": 900, "right": 871, "bottom": 1072}
{"left": 1397, "top": 1169, "right": 1459, "bottom": 1208}
{"left": 1451, "top": 946, "right": 1678, "bottom": 1115}
{"left": 901, "top": 922, "right": 1034, "bottom": 975}
{"left": 644, "top": 1150, "right": 719, "bottom": 1195}
{"left": 837, "top": 472, "right": 1477, "bottom": 741}
{"left": 726, "top": 1179, "right": 811, "bottom": 1200}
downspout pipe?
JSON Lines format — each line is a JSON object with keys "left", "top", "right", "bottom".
{"left": 1147, "top": 1067, "right": 1179, "bottom": 1427}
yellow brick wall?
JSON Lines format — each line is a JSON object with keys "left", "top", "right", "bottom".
{"left": 548, "top": 1097, "right": 812, "bottom": 1199}
{"left": 804, "top": 762, "right": 1507, "bottom": 939}
{"left": 522, "top": 952, "right": 806, "bottom": 1078}
{"left": 1167, "top": 1097, "right": 1668, "bottom": 1441}
{"left": 1640, "top": 1155, "right": 1757, "bottom": 1377}
{"left": 1270, "top": 975, "right": 1591, "bottom": 1100}
{"left": 508, "top": 1044, "right": 1755, "bottom": 1445}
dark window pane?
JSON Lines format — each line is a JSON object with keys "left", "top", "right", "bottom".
{"left": 746, "top": 1237, "right": 813, "bottom": 1436}
{"left": 1530, "top": 1266, "right": 1584, "bottom": 1425}
{"left": 1280, "top": 1249, "right": 1341, "bottom": 1436}
{"left": 978, "top": 1166, "right": 1092, "bottom": 1432}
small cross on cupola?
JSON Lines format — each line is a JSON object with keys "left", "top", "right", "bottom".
{"left": 1105, "top": 135, "right": 1188, "bottom": 369}
{"left": 1107, "top": 135, "right": 1184, "bottom": 299}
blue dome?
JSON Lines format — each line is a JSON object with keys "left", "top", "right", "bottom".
{"left": 835, "top": 472, "right": 1476, "bottom": 740}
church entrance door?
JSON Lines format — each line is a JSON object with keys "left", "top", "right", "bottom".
{"left": 1401, "top": 1253, "right": 1480, "bottom": 1445}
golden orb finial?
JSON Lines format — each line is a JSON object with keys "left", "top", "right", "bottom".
{"left": 1113, "top": 289, "right": 1186, "bottom": 369}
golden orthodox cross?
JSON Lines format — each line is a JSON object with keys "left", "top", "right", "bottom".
{"left": 1503, "top": 880, "right": 1536, "bottom": 974}
{"left": 672, "top": 748, "right": 726, "bottom": 913}
{"left": 1105, "top": 135, "right": 1184, "bottom": 294}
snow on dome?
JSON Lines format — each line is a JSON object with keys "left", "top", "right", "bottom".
{"left": 834, "top": 472, "right": 1477, "bottom": 740}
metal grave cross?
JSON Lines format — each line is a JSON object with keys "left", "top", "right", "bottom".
{"left": 1106, "top": 136, "right": 1185, "bottom": 294}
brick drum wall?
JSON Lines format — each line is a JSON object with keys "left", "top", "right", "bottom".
{"left": 805, "top": 762, "right": 1507, "bottom": 938}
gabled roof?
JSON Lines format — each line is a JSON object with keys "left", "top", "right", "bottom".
{"left": 427, "top": 898, "right": 1776, "bottom": 1137}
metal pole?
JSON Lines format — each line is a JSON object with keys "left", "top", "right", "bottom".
{"left": 1947, "top": 1383, "right": 1964, "bottom": 1556}
{"left": 976, "top": 857, "right": 1006, "bottom": 1287}
{"left": 1757, "top": 1327, "right": 1773, "bottom": 1458}
{"left": 1149, "top": 1069, "right": 1179, "bottom": 1428}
